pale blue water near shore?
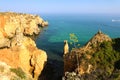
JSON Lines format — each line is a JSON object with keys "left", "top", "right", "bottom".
{"left": 35, "top": 14, "right": 120, "bottom": 60}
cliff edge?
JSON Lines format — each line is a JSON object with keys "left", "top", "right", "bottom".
{"left": 0, "top": 12, "right": 48, "bottom": 80}
{"left": 63, "top": 31, "right": 120, "bottom": 80}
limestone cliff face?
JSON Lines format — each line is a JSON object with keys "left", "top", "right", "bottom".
{"left": 64, "top": 31, "right": 112, "bottom": 75}
{"left": 0, "top": 12, "right": 48, "bottom": 48}
{"left": 0, "top": 12, "right": 48, "bottom": 80}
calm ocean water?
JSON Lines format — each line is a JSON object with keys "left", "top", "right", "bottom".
{"left": 35, "top": 14, "right": 120, "bottom": 60}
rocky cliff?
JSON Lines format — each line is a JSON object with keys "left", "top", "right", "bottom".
{"left": 64, "top": 31, "right": 111, "bottom": 73}
{"left": 0, "top": 12, "right": 48, "bottom": 80}
{"left": 64, "top": 31, "right": 120, "bottom": 80}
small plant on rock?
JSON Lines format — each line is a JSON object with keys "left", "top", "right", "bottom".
{"left": 69, "top": 33, "right": 80, "bottom": 49}
{"left": 10, "top": 67, "right": 26, "bottom": 79}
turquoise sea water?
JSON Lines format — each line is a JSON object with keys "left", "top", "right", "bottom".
{"left": 35, "top": 14, "right": 120, "bottom": 60}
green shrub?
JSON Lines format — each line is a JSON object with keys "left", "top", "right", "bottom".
{"left": 10, "top": 67, "right": 26, "bottom": 79}
{"left": 89, "top": 40, "right": 120, "bottom": 77}
{"left": 69, "top": 33, "right": 80, "bottom": 48}
{"left": 112, "top": 38, "right": 120, "bottom": 52}
{"left": 0, "top": 66, "right": 4, "bottom": 72}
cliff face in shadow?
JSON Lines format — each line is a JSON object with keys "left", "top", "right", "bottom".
{"left": 64, "top": 31, "right": 120, "bottom": 80}
{"left": 0, "top": 12, "right": 48, "bottom": 80}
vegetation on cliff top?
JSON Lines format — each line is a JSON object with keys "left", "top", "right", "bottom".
{"left": 64, "top": 31, "right": 120, "bottom": 80}
{"left": 77, "top": 38, "right": 120, "bottom": 80}
{"left": 87, "top": 38, "right": 120, "bottom": 79}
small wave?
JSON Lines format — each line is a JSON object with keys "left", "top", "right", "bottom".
{"left": 112, "top": 19, "right": 120, "bottom": 22}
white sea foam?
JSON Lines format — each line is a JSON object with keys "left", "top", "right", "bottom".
{"left": 112, "top": 19, "right": 120, "bottom": 22}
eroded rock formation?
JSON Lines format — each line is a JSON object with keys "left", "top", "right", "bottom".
{"left": 63, "top": 40, "right": 69, "bottom": 54}
{"left": 64, "top": 31, "right": 112, "bottom": 75}
{"left": 0, "top": 12, "right": 48, "bottom": 80}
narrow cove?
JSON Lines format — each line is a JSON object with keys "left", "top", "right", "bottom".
{"left": 35, "top": 14, "right": 120, "bottom": 80}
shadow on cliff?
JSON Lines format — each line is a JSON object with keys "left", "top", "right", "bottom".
{"left": 35, "top": 27, "right": 85, "bottom": 80}
{"left": 38, "top": 59, "right": 63, "bottom": 80}
{"left": 37, "top": 42, "right": 64, "bottom": 80}
{"left": 32, "top": 35, "right": 63, "bottom": 59}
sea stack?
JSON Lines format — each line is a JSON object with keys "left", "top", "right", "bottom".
{"left": 63, "top": 40, "right": 69, "bottom": 55}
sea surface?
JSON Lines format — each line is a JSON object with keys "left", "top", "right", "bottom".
{"left": 35, "top": 14, "right": 120, "bottom": 61}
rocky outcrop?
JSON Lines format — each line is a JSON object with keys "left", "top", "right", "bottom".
{"left": 84, "top": 30, "right": 111, "bottom": 50}
{"left": 0, "top": 12, "right": 48, "bottom": 80}
{"left": 64, "top": 31, "right": 112, "bottom": 75}
{"left": 0, "top": 12, "right": 48, "bottom": 48}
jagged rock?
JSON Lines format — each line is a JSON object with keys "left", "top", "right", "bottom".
{"left": 64, "top": 31, "right": 112, "bottom": 75}
{"left": 0, "top": 12, "right": 48, "bottom": 80}
{"left": 85, "top": 30, "right": 111, "bottom": 50}
{"left": 41, "top": 21, "right": 48, "bottom": 27}
{"left": 0, "top": 33, "right": 47, "bottom": 80}
{"left": 0, "top": 12, "right": 48, "bottom": 48}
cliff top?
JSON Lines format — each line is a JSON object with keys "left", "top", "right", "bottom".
{"left": 85, "top": 30, "right": 111, "bottom": 49}
{"left": 64, "top": 31, "right": 120, "bottom": 80}
{"left": 69, "top": 30, "right": 112, "bottom": 55}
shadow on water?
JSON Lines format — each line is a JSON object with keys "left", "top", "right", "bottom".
{"left": 37, "top": 41, "right": 86, "bottom": 80}
{"left": 35, "top": 36, "right": 86, "bottom": 80}
{"left": 37, "top": 42, "right": 64, "bottom": 80}
{"left": 35, "top": 27, "right": 86, "bottom": 80}
{"left": 39, "top": 59, "right": 63, "bottom": 80}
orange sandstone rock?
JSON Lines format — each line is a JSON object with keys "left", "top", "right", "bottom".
{"left": 0, "top": 12, "right": 48, "bottom": 80}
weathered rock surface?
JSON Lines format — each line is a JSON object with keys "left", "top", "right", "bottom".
{"left": 0, "top": 12, "right": 48, "bottom": 48}
{"left": 0, "top": 61, "right": 32, "bottom": 80}
{"left": 0, "top": 12, "right": 48, "bottom": 80}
